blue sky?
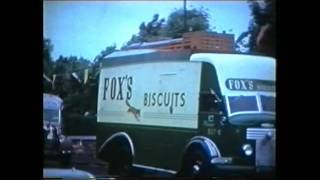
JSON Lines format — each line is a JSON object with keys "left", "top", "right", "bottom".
{"left": 44, "top": 1, "right": 251, "bottom": 61}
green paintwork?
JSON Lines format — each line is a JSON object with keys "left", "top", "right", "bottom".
{"left": 97, "top": 122, "right": 198, "bottom": 170}
{"left": 96, "top": 59, "right": 274, "bottom": 172}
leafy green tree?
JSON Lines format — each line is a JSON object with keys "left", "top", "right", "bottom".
{"left": 236, "top": 0, "right": 275, "bottom": 56}
{"left": 43, "top": 38, "right": 54, "bottom": 92}
{"left": 85, "top": 45, "right": 118, "bottom": 114}
{"left": 124, "top": 7, "right": 210, "bottom": 47}
{"left": 165, "top": 7, "right": 210, "bottom": 38}
{"left": 94, "top": 44, "right": 117, "bottom": 63}
{"left": 139, "top": 14, "right": 166, "bottom": 39}
{"left": 43, "top": 38, "right": 54, "bottom": 75}
{"left": 50, "top": 55, "right": 92, "bottom": 111}
{"left": 125, "top": 14, "right": 166, "bottom": 46}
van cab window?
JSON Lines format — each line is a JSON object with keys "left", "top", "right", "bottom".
{"left": 199, "top": 92, "right": 221, "bottom": 113}
{"left": 228, "top": 95, "right": 258, "bottom": 114}
{"left": 260, "top": 95, "right": 275, "bottom": 112}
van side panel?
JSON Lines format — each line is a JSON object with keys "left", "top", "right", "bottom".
{"left": 97, "top": 62, "right": 202, "bottom": 129}
{"left": 97, "top": 61, "right": 203, "bottom": 170}
{"left": 96, "top": 123, "right": 197, "bottom": 170}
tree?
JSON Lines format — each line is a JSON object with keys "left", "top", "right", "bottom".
{"left": 43, "top": 38, "right": 54, "bottom": 92}
{"left": 92, "top": 44, "right": 117, "bottom": 86}
{"left": 140, "top": 14, "right": 165, "bottom": 37}
{"left": 43, "top": 38, "right": 54, "bottom": 75}
{"left": 125, "top": 14, "right": 166, "bottom": 46}
{"left": 94, "top": 44, "right": 117, "bottom": 63}
{"left": 124, "top": 7, "right": 210, "bottom": 48}
{"left": 83, "top": 45, "right": 118, "bottom": 114}
{"left": 50, "top": 55, "right": 91, "bottom": 97}
{"left": 236, "top": 0, "right": 275, "bottom": 57}
{"left": 165, "top": 7, "right": 210, "bottom": 38}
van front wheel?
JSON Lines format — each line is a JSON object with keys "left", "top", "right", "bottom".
{"left": 178, "top": 137, "right": 221, "bottom": 177}
{"left": 179, "top": 147, "right": 211, "bottom": 177}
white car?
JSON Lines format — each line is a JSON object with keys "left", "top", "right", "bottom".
{"left": 43, "top": 168, "right": 95, "bottom": 179}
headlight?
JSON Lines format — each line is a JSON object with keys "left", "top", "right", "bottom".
{"left": 242, "top": 144, "right": 253, "bottom": 156}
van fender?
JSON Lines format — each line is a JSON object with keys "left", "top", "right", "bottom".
{"left": 184, "top": 136, "right": 221, "bottom": 158}
{"left": 178, "top": 136, "right": 221, "bottom": 176}
{"left": 98, "top": 132, "right": 135, "bottom": 168}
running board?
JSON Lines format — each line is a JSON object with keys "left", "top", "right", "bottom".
{"left": 132, "top": 163, "right": 176, "bottom": 176}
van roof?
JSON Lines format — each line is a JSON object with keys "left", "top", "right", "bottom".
{"left": 101, "top": 49, "right": 192, "bottom": 67}
{"left": 104, "top": 49, "right": 158, "bottom": 58}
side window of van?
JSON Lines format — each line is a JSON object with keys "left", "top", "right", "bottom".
{"left": 199, "top": 92, "right": 220, "bottom": 113}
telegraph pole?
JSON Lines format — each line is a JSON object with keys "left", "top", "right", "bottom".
{"left": 184, "top": 0, "right": 187, "bottom": 32}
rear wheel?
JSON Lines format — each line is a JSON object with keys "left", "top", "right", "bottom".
{"left": 107, "top": 144, "right": 132, "bottom": 176}
{"left": 98, "top": 133, "right": 134, "bottom": 176}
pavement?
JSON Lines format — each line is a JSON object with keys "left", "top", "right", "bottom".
{"left": 44, "top": 139, "right": 275, "bottom": 179}
{"left": 44, "top": 140, "right": 110, "bottom": 178}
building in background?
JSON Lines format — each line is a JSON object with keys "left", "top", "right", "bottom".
{"left": 124, "top": 31, "right": 235, "bottom": 53}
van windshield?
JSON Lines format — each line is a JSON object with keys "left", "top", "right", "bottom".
{"left": 226, "top": 95, "right": 275, "bottom": 125}
{"left": 260, "top": 95, "right": 275, "bottom": 112}
{"left": 228, "top": 96, "right": 258, "bottom": 113}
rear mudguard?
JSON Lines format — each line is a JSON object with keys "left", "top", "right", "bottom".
{"left": 98, "top": 132, "right": 135, "bottom": 165}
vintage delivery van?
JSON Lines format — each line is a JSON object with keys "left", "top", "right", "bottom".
{"left": 43, "top": 93, "right": 72, "bottom": 166}
{"left": 96, "top": 50, "right": 276, "bottom": 177}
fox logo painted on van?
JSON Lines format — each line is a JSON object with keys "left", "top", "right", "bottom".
{"left": 125, "top": 99, "right": 141, "bottom": 121}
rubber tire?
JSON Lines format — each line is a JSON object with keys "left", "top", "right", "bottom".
{"left": 178, "top": 144, "right": 212, "bottom": 177}
{"left": 106, "top": 143, "right": 132, "bottom": 176}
